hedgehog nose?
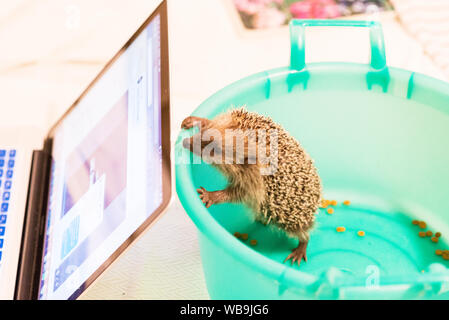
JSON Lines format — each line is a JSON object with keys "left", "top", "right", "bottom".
{"left": 182, "top": 137, "right": 191, "bottom": 149}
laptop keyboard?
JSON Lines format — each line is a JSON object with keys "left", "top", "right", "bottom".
{"left": 0, "top": 149, "right": 16, "bottom": 264}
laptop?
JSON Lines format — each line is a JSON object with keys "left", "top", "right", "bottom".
{"left": 0, "top": 0, "right": 171, "bottom": 300}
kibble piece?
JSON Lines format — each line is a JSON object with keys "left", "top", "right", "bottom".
{"left": 327, "top": 208, "right": 334, "bottom": 214}
{"left": 444, "top": 250, "right": 449, "bottom": 255}
{"left": 436, "top": 249, "right": 443, "bottom": 256}
{"left": 431, "top": 237, "right": 439, "bottom": 243}
{"left": 418, "top": 231, "right": 426, "bottom": 238}
{"left": 330, "top": 200, "right": 337, "bottom": 206}
{"left": 336, "top": 226, "right": 346, "bottom": 233}
{"left": 418, "top": 221, "right": 427, "bottom": 229}
{"left": 435, "top": 232, "right": 442, "bottom": 238}
{"left": 443, "top": 253, "right": 449, "bottom": 261}
{"left": 357, "top": 231, "right": 365, "bottom": 237}
{"left": 426, "top": 231, "right": 433, "bottom": 237}
{"left": 234, "top": 232, "right": 241, "bottom": 238}
{"left": 321, "top": 199, "right": 330, "bottom": 208}
{"left": 250, "top": 239, "right": 257, "bottom": 246}
{"left": 241, "top": 233, "right": 248, "bottom": 240}
{"left": 343, "top": 200, "right": 351, "bottom": 206}
{"left": 412, "top": 220, "right": 419, "bottom": 225}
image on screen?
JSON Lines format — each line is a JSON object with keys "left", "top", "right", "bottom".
{"left": 38, "top": 14, "right": 162, "bottom": 300}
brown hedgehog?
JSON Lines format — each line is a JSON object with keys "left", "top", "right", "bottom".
{"left": 181, "top": 107, "right": 322, "bottom": 266}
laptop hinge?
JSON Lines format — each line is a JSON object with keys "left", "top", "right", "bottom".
{"left": 14, "top": 149, "right": 52, "bottom": 300}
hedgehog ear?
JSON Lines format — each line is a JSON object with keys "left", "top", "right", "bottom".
{"left": 243, "top": 144, "right": 257, "bottom": 164}
{"left": 239, "top": 135, "right": 258, "bottom": 165}
{"left": 222, "top": 140, "right": 254, "bottom": 164}
{"left": 222, "top": 130, "right": 259, "bottom": 165}
{"left": 246, "top": 133, "right": 259, "bottom": 164}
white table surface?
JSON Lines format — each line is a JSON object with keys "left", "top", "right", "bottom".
{"left": 0, "top": 0, "right": 446, "bottom": 299}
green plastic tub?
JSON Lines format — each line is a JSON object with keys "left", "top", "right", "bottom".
{"left": 175, "top": 20, "right": 449, "bottom": 299}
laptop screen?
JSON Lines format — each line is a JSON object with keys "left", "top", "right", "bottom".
{"left": 38, "top": 5, "right": 168, "bottom": 300}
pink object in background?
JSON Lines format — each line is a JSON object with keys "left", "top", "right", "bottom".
{"left": 233, "top": 0, "right": 393, "bottom": 29}
{"left": 289, "top": 1, "right": 313, "bottom": 18}
{"left": 253, "top": 7, "right": 287, "bottom": 28}
{"left": 233, "top": 0, "right": 274, "bottom": 15}
{"left": 290, "top": 0, "right": 340, "bottom": 19}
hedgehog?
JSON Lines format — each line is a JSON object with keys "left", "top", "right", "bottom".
{"left": 181, "top": 107, "right": 322, "bottom": 266}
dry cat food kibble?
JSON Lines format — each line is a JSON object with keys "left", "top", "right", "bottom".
{"left": 419, "top": 231, "right": 426, "bottom": 238}
{"left": 431, "top": 237, "right": 439, "bottom": 243}
{"left": 241, "top": 233, "right": 249, "bottom": 241}
{"left": 250, "top": 239, "right": 258, "bottom": 246}
{"left": 436, "top": 232, "right": 442, "bottom": 238}
{"left": 426, "top": 231, "right": 433, "bottom": 237}
{"left": 336, "top": 226, "right": 346, "bottom": 233}
{"left": 418, "top": 221, "right": 427, "bottom": 229}
{"left": 330, "top": 200, "right": 338, "bottom": 206}
{"left": 357, "top": 231, "right": 365, "bottom": 237}
{"left": 321, "top": 199, "right": 330, "bottom": 208}
{"left": 412, "top": 220, "right": 419, "bottom": 225}
{"left": 327, "top": 208, "right": 334, "bottom": 214}
{"left": 234, "top": 232, "right": 241, "bottom": 238}
{"left": 343, "top": 200, "right": 351, "bottom": 206}
{"left": 443, "top": 253, "right": 449, "bottom": 261}
{"left": 436, "top": 249, "right": 443, "bottom": 256}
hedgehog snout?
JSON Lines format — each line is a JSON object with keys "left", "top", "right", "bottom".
{"left": 183, "top": 133, "right": 207, "bottom": 157}
{"left": 182, "top": 137, "right": 191, "bottom": 150}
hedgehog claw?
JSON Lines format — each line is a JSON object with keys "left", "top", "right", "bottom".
{"left": 181, "top": 116, "right": 196, "bottom": 129}
{"left": 196, "top": 187, "right": 231, "bottom": 208}
{"left": 284, "top": 241, "right": 308, "bottom": 267}
{"left": 181, "top": 116, "right": 210, "bottom": 130}
{"left": 197, "top": 187, "right": 215, "bottom": 208}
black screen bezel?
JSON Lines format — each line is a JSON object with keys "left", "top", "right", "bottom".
{"left": 39, "top": 0, "right": 171, "bottom": 300}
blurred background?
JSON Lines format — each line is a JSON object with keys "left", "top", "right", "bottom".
{"left": 0, "top": 0, "right": 448, "bottom": 299}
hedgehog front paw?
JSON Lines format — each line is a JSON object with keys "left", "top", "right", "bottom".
{"left": 197, "top": 187, "right": 215, "bottom": 208}
{"left": 181, "top": 116, "right": 199, "bottom": 129}
{"left": 197, "top": 187, "right": 231, "bottom": 208}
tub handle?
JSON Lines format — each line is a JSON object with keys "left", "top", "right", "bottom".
{"left": 288, "top": 19, "right": 389, "bottom": 91}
